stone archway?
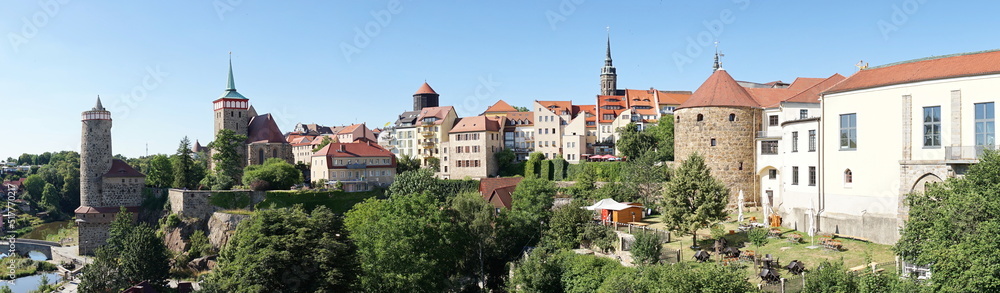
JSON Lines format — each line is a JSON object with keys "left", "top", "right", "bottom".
{"left": 910, "top": 173, "right": 943, "bottom": 194}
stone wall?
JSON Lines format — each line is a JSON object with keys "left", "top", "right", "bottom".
{"left": 77, "top": 211, "right": 134, "bottom": 255}
{"left": 247, "top": 142, "right": 294, "bottom": 165}
{"left": 101, "top": 177, "right": 145, "bottom": 207}
{"left": 80, "top": 118, "right": 113, "bottom": 207}
{"left": 674, "top": 106, "right": 760, "bottom": 204}
{"left": 819, "top": 212, "right": 900, "bottom": 244}
{"left": 168, "top": 189, "right": 264, "bottom": 220}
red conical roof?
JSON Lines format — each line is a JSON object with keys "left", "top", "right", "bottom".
{"left": 677, "top": 69, "right": 759, "bottom": 110}
{"left": 415, "top": 82, "right": 438, "bottom": 95}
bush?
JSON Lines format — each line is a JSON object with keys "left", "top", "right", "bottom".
{"left": 525, "top": 152, "right": 545, "bottom": 178}
{"left": 540, "top": 160, "right": 553, "bottom": 181}
{"left": 552, "top": 158, "right": 567, "bottom": 181}
{"left": 208, "top": 191, "right": 252, "bottom": 210}
{"left": 630, "top": 232, "right": 662, "bottom": 265}
{"left": 567, "top": 162, "right": 622, "bottom": 182}
{"left": 242, "top": 158, "right": 302, "bottom": 191}
{"left": 163, "top": 213, "right": 181, "bottom": 228}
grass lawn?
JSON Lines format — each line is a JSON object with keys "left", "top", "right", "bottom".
{"left": 256, "top": 190, "right": 383, "bottom": 214}
{"left": 634, "top": 208, "right": 897, "bottom": 292}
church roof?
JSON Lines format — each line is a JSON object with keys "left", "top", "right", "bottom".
{"left": 677, "top": 69, "right": 758, "bottom": 110}
{"left": 825, "top": 50, "right": 1000, "bottom": 94}
{"left": 103, "top": 159, "right": 145, "bottom": 178}
{"left": 414, "top": 82, "right": 438, "bottom": 95}
{"left": 247, "top": 114, "right": 287, "bottom": 144}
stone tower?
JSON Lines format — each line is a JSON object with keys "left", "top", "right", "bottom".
{"left": 673, "top": 69, "right": 760, "bottom": 205}
{"left": 80, "top": 97, "right": 112, "bottom": 207}
{"left": 212, "top": 57, "right": 251, "bottom": 169}
{"left": 77, "top": 97, "right": 146, "bottom": 255}
{"left": 413, "top": 82, "right": 439, "bottom": 111}
{"left": 600, "top": 35, "right": 617, "bottom": 96}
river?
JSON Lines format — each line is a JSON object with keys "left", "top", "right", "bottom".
{"left": 20, "top": 221, "right": 73, "bottom": 242}
{"left": 0, "top": 272, "right": 62, "bottom": 293}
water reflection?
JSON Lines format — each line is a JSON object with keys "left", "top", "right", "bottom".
{"left": 0, "top": 273, "right": 62, "bottom": 293}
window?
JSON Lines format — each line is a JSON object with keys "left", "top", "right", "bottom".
{"left": 768, "top": 169, "right": 777, "bottom": 180}
{"left": 976, "top": 102, "right": 995, "bottom": 146}
{"left": 729, "top": 113, "right": 736, "bottom": 121}
{"left": 808, "top": 167, "right": 817, "bottom": 186}
{"left": 769, "top": 115, "right": 779, "bottom": 126}
{"left": 844, "top": 169, "right": 853, "bottom": 184}
{"left": 697, "top": 114, "right": 704, "bottom": 121}
{"left": 710, "top": 138, "right": 717, "bottom": 146}
{"left": 840, "top": 113, "right": 857, "bottom": 149}
{"left": 800, "top": 109, "right": 808, "bottom": 119}
{"left": 792, "top": 167, "right": 799, "bottom": 185}
{"left": 923, "top": 106, "right": 942, "bottom": 147}
{"left": 761, "top": 140, "right": 778, "bottom": 155}
{"left": 791, "top": 131, "right": 799, "bottom": 152}
{"left": 808, "top": 130, "right": 817, "bottom": 152}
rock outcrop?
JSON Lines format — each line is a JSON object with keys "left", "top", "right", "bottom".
{"left": 207, "top": 212, "right": 251, "bottom": 250}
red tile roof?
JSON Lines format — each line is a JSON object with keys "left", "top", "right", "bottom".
{"left": 484, "top": 100, "right": 518, "bottom": 114}
{"left": 597, "top": 95, "right": 627, "bottom": 123}
{"left": 479, "top": 177, "right": 523, "bottom": 209}
{"left": 247, "top": 114, "right": 287, "bottom": 144}
{"left": 678, "top": 69, "right": 758, "bottom": 110}
{"left": 313, "top": 142, "right": 396, "bottom": 168}
{"left": 783, "top": 74, "right": 847, "bottom": 104}
{"left": 825, "top": 50, "right": 1000, "bottom": 94}
{"left": 450, "top": 116, "right": 504, "bottom": 133}
{"left": 503, "top": 111, "right": 534, "bottom": 126}
{"left": 75, "top": 206, "right": 141, "bottom": 214}
{"left": 537, "top": 101, "right": 573, "bottom": 115}
{"left": 657, "top": 91, "right": 693, "bottom": 105}
{"left": 103, "top": 159, "right": 145, "bottom": 178}
{"left": 786, "top": 77, "right": 826, "bottom": 92}
{"left": 417, "top": 106, "right": 455, "bottom": 125}
{"left": 338, "top": 123, "right": 363, "bottom": 135}
{"left": 415, "top": 82, "right": 438, "bottom": 95}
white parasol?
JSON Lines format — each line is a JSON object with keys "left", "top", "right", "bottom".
{"left": 737, "top": 190, "right": 745, "bottom": 222}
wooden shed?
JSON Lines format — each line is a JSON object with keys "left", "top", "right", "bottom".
{"left": 584, "top": 198, "right": 644, "bottom": 223}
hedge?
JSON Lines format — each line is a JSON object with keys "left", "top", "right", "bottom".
{"left": 566, "top": 161, "right": 622, "bottom": 182}
{"left": 259, "top": 190, "right": 382, "bottom": 214}
{"left": 552, "top": 159, "right": 567, "bottom": 181}
{"left": 540, "top": 160, "right": 553, "bottom": 181}
{"left": 438, "top": 179, "right": 479, "bottom": 196}
{"left": 209, "top": 191, "right": 252, "bottom": 210}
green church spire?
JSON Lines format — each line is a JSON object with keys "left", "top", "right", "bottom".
{"left": 227, "top": 53, "right": 236, "bottom": 91}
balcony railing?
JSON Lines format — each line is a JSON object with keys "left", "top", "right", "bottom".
{"left": 945, "top": 145, "right": 997, "bottom": 161}
{"left": 757, "top": 130, "right": 781, "bottom": 139}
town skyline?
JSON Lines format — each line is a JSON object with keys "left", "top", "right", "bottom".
{"left": 5, "top": 1, "right": 999, "bottom": 158}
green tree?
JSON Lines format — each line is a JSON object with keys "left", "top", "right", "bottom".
{"left": 21, "top": 174, "right": 45, "bottom": 203}
{"left": 559, "top": 252, "right": 618, "bottom": 293}
{"left": 895, "top": 150, "right": 1000, "bottom": 292}
{"left": 40, "top": 183, "right": 60, "bottom": 212}
{"left": 450, "top": 192, "right": 504, "bottom": 290}
{"left": 495, "top": 148, "right": 518, "bottom": 176}
{"left": 514, "top": 106, "right": 530, "bottom": 112}
{"left": 581, "top": 224, "right": 616, "bottom": 253}
{"left": 187, "top": 230, "right": 213, "bottom": 259}
{"left": 568, "top": 167, "right": 597, "bottom": 199}
{"left": 747, "top": 227, "right": 769, "bottom": 252}
{"left": 17, "top": 153, "right": 35, "bottom": 165}
{"left": 544, "top": 199, "right": 591, "bottom": 250}
{"left": 630, "top": 232, "right": 662, "bottom": 265}
{"left": 172, "top": 137, "right": 200, "bottom": 189}
{"left": 344, "top": 192, "right": 462, "bottom": 292}
{"left": 0, "top": 285, "right": 11, "bottom": 293}
{"left": 615, "top": 123, "right": 656, "bottom": 160}
{"left": 388, "top": 168, "right": 441, "bottom": 198}
{"left": 207, "top": 130, "right": 248, "bottom": 190}
{"left": 426, "top": 156, "right": 441, "bottom": 172}
{"left": 201, "top": 206, "right": 358, "bottom": 292}
{"left": 145, "top": 154, "right": 173, "bottom": 188}
{"left": 508, "top": 246, "right": 562, "bottom": 293}
{"left": 242, "top": 158, "right": 303, "bottom": 190}
{"left": 79, "top": 209, "right": 171, "bottom": 292}
{"left": 36, "top": 152, "right": 52, "bottom": 165}
{"left": 395, "top": 154, "right": 421, "bottom": 174}
{"left": 525, "top": 152, "right": 545, "bottom": 178}
{"left": 660, "top": 153, "right": 729, "bottom": 247}
{"left": 620, "top": 150, "right": 671, "bottom": 207}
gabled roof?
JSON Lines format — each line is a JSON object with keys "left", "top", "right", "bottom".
{"left": 338, "top": 123, "right": 364, "bottom": 135}
{"left": 484, "top": 100, "right": 518, "bottom": 114}
{"left": 537, "top": 101, "right": 572, "bottom": 116}
{"left": 479, "top": 177, "right": 523, "bottom": 209}
{"left": 247, "top": 114, "right": 287, "bottom": 144}
{"left": 783, "top": 74, "right": 847, "bottom": 104}
{"left": 415, "top": 82, "right": 438, "bottom": 95}
{"left": 677, "top": 69, "right": 757, "bottom": 110}
{"left": 451, "top": 116, "right": 504, "bottom": 133}
{"left": 313, "top": 142, "right": 395, "bottom": 168}
{"left": 825, "top": 50, "right": 1000, "bottom": 94}
{"left": 786, "top": 77, "right": 826, "bottom": 92}
{"left": 103, "top": 159, "right": 145, "bottom": 178}
{"left": 597, "top": 95, "right": 627, "bottom": 123}
{"left": 502, "top": 111, "right": 534, "bottom": 126}
{"left": 395, "top": 110, "right": 420, "bottom": 127}
{"left": 417, "top": 106, "right": 455, "bottom": 125}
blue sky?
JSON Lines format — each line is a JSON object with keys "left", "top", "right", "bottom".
{"left": 3, "top": 0, "right": 998, "bottom": 159}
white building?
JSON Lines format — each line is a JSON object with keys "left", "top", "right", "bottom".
{"left": 819, "top": 50, "right": 1000, "bottom": 244}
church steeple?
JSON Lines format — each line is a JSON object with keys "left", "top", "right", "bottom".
{"left": 227, "top": 54, "right": 236, "bottom": 91}
{"left": 600, "top": 30, "right": 618, "bottom": 96}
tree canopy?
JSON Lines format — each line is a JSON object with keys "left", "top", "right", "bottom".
{"left": 242, "top": 158, "right": 303, "bottom": 190}
{"left": 206, "top": 130, "right": 247, "bottom": 190}
{"left": 660, "top": 153, "right": 728, "bottom": 246}
{"left": 79, "top": 209, "right": 171, "bottom": 292}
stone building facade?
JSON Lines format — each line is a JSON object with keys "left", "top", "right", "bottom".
{"left": 76, "top": 97, "right": 146, "bottom": 255}
{"left": 674, "top": 106, "right": 760, "bottom": 203}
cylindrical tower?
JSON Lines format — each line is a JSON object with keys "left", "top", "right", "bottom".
{"left": 80, "top": 97, "right": 112, "bottom": 207}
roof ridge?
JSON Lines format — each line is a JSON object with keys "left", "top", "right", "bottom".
{"left": 869, "top": 49, "right": 1000, "bottom": 69}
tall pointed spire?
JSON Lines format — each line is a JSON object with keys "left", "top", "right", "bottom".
{"left": 600, "top": 27, "right": 617, "bottom": 96}
{"left": 604, "top": 30, "right": 613, "bottom": 66}
{"left": 226, "top": 52, "right": 236, "bottom": 91}
{"left": 93, "top": 95, "right": 105, "bottom": 111}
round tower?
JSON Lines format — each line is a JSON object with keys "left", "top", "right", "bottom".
{"left": 80, "top": 96, "right": 112, "bottom": 207}
{"left": 674, "top": 69, "right": 761, "bottom": 204}
{"left": 413, "top": 82, "right": 439, "bottom": 111}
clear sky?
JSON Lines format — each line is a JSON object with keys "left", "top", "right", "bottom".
{"left": 3, "top": 0, "right": 999, "bottom": 159}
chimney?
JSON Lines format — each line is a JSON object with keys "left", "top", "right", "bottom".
{"left": 339, "top": 144, "right": 346, "bottom": 152}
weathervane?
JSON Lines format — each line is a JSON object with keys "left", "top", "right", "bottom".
{"left": 713, "top": 41, "right": 725, "bottom": 71}
{"left": 855, "top": 60, "right": 869, "bottom": 71}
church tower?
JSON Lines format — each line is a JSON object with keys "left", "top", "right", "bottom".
{"left": 213, "top": 56, "right": 251, "bottom": 138}
{"left": 600, "top": 35, "right": 617, "bottom": 96}
{"left": 80, "top": 97, "right": 112, "bottom": 207}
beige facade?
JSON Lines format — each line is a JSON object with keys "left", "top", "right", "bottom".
{"left": 440, "top": 116, "right": 506, "bottom": 179}
{"left": 311, "top": 143, "right": 397, "bottom": 189}
{"left": 674, "top": 106, "right": 761, "bottom": 203}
